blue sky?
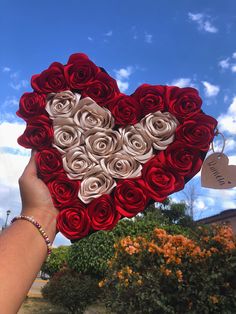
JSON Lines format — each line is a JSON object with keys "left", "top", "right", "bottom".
{"left": 0, "top": 0, "right": 236, "bottom": 246}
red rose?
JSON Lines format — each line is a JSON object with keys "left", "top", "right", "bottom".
{"left": 114, "top": 179, "right": 149, "bottom": 218}
{"left": 31, "top": 62, "right": 68, "bottom": 93}
{"left": 17, "top": 115, "right": 53, "bottom": 150}
{"left": 35, "top": 148, "right": 64, "bottom": 182}
{"left": 64, "top": 53, "right": 100, "bottom": 89}
{"left": 175, "top": 113, "right": 217, "bottom": 151}
{"left": 47, "top": 173, "right": 80, "bottom": 209}
{"left": 81, "top": 72, "right": 119, "bottom": 105}
{"left": 158, "top": 141, "right": 203, "bottom": 177}
{"left": 67, "top": 53, "right": 90, "bottom": 63}
{"left": 132, "top": 84, "right": 166, "bottom": 116}
{"left": 16, "top": 92, "right": 46, "bottom": 121}
{"left": 108, "top": 95, "right": 141, "bottom": 126}
{"left": 88, "top": 194, "right": 121, "bottom": 230}
{"left": 142, "top": 156, "right": 185, "bottom": 202}
{"left": 57, "top": 204, "right": 91, "bottom": 240}
{"left": 166, "top": 87, "right": 202, "bottom": 121}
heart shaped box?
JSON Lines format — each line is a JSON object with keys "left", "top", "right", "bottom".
{"left": 17, "top": 53, "right": 217, "bottom": 241}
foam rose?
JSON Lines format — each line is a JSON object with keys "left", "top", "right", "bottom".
{"left": 100, "top": 153, "right": 142, "bottom": 179}
{"left": 138, "top": 111, "right": 179, "bottom": 150}
{"left": 53, "top": 118, "right": 82, "bottom": 152}
{"left": 78, "top": 165, "right": 116, "bottom": 204}
{"left": 120, "top": 125, "right": 153, "bottom": 163}
{"left": 63, "top": 146, "right": 97, "bottom": 180}
{"left": 85, "top": 128, "right": 122, "bottom": 161}
{"left": 73, "top": 97, "right": 114, "bottom": 131}
{"left": 46, "top": 90, "right": 81, "bottom": 118}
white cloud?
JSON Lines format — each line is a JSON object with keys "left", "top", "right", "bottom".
{"left": 218, "top": 97, "right": 236, "bottom": 135}
{"left": 116, "top": 80, "right": 129, "bottom": 92}
{"left": 202, "top": 81, "right": 220, "bottom": 97}
{"left": 54, "top": 233, "right": 71, "bottom": 247}
{"left": 2, "top": 71, "right": 29, "bottom": 90}
{"left": 2, "top": 96, "right": 18, "bottom": 108}
{"left": 203, "top": 21, "right": 218, "bottom": 33}
{"left": 10, "top": 79, "right": 28, "bottom": 91}
{"left": 218, "top": 58, "right": 230, "bottom": 69}
{"left": 188, "top": 13, "right": 203, "bottom": 22}
{"left": 231, "top": 64, "right": 236, "bottom": 73}
{"left": 217, "top": 53, "right": 236, "bottom": 73}
{"left": 2, "top": 67, "right": 11, "bottom": 73}
{"left": 114, "top": 66, "right": 134, "bottom": 93}
{"left": 88, "top": 36, "right": 93, "bottom": 41}
{"left": 188, "top": 12, "right": 218, "bottom": 33}
{"left": 213, "top": 137, "right": 236, "bottom": 154}
{"left": 0, "top": 122, "right": 26, "bottom": 151}
{"left": 0, "top": 152, "right": 29, "bottom": 187}
{"left": 144, "top": 32, "right": 153, "bottom": 44}
{"left": 170, "top": 77, "right": 195, "bottom": 88}
{"left": 114, "top": 66, "right": 133, "bottom": 80}
{"left": 105, "top": 30, "right": 113, "bottom": 37}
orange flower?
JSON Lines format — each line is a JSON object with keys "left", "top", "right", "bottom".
{"left": 160, "top": 266, "right": 172, "bottom": 276}
{"left": 176, "top": 270, "right": 183, "bottom": 282}
{"left": 209, "top": 295, "right": 219, "bottom": 304}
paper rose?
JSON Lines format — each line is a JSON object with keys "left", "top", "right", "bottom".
{"left": 17, "top": 53, "right": 217, "bottom": 241}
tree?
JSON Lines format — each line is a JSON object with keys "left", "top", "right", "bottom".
{"left": 182, "top": 182, "right": 199, "bottom": 218}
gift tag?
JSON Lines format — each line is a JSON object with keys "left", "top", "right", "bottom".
{"left": 201, "top": 153, "right": 236, "bottom": 189}
{"left": 201, "top": 132, "right": 236, "bottom": 189}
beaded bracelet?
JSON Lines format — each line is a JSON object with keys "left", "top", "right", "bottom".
{"left": 11, "top": 215, "right": 52, "bottom": 256}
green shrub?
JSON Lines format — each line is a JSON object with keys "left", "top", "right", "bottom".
{"left": 100, "top": 225, "right": 236, "bottom": 313}
{"left": 42, "top": 268, "right": 100, "bottom": 314}
{"left": 41, "top": 246, "right": 69, "bottom": 276}
{"left": 67, "top": 212, "right": 190, "bottom": 277}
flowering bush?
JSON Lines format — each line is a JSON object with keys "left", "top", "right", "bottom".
{"left": 101, "top": 224, "right": 236, "bottom": 313}
{"left": 67, "top": 211, "right": 186, "bottom": 276}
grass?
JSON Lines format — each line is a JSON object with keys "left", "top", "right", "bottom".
{"left": 18, "top": 297, "right": 111, "bottom": 314}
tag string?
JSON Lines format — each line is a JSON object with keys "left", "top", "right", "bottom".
{"left": 211, "top": 129, "right": 226, "bottom": 154}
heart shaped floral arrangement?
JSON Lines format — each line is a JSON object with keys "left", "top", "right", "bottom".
{"left": 17, "top": 53, "right": 217, "bottom": 241}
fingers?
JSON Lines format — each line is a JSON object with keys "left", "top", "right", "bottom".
{"left": 20, "top": 150, "right": 37, "bottom": 179}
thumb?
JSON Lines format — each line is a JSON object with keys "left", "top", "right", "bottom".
{"left": 21, "top": 150, "right": 37, "bottom": 178}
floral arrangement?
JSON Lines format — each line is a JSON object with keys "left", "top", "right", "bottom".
{"left": 17, "top": 53, "right": 217, "bottom": 240}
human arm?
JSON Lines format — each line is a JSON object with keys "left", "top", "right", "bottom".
{"left": 0, "top": 152, "right": 58, "bottom": 313}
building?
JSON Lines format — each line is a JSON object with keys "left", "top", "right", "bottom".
{"left": 197, "top": 209, "right": 236, "bottom": 234}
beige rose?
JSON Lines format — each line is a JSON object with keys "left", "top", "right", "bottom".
{"left": 46, "top": 91, "right": 81, "bottom": 118}
{"left": 85, "top": 128, "right": 122, "bottom": 161}
{"left": 100, "top": 153, "right": 142, "bottom": 179}
{"left": 78, "top": 165, "right": 116, "bottom": 204}
{"left": 62, "top": 146, "right": 97, "bottom": 180}
{"left": 53, "top": 118, "right": 82, "bottom": 152}
{"left": 73, "top": 97, "right": 114, "bottom": 131}
{"left": 120, "top": 125, "right": 153, "bottom": 163}
{"left": 137, "top": 111, "right": 179, "bottom": 150}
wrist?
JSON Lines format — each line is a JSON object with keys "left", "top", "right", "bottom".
{"left": 20, "top": 207, "right": 58, "bottom": 243}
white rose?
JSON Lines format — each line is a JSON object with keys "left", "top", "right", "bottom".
{"left": 62, "top": 146, "right": 97, "bottom": 180}
{"left": 120, "top": 125, "right": 153, "bottom": 163}
{"left": 46, "top": 91, "right": 81, "bottom": 118}
{"left": 85, "top": 128, "right": 122, "bottom": 161}
{"left": 53, "top": 118, "right": 82, "bottom": 152}
{"left": 73, "top": 97, "right": 114, "bottom": 131}
{"left": 100, "top": 153, "right": 142, "bottom": 179}
{"left": 78, "top": 165, "right": 116, "bottom": 204}
{"left": 137, "top": 111, "right": 179, "bottom": 150}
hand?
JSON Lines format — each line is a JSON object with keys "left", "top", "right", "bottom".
{"left": 19, "top": 151, "right": 58, "bottom": 221}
